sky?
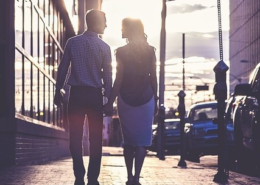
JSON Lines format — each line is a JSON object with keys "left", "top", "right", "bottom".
{"left": 101, "top": 0, "right": 230, "bottom": 108}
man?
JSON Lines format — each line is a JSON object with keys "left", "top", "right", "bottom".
{"left": 54, "top": 9, "right": 112, "bottom": 185}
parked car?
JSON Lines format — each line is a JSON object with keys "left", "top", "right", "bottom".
{"left": 149, "top": 118, "right": 181, "bottom": 152}
{"left": 184, "top": 101, "right": 235, "bottom": 162}
{"left": 232, "top": 63, "right": 260, "bottom": 174}
{"left": 225, "top": 93, "right": 237, "bottom": 124}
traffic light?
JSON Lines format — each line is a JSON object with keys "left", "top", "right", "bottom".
{"left": 196, "top": 85, "right": 209, "bottom": 91}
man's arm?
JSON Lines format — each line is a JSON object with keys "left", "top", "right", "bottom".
{"left": 54, "top": 40, "right": 71, "bottom": 106}
{"left": 106, "top": 56, "right": 123, "bottom": 105}
{"left": 102, "top": 46, "right": 112, "bottom": 98}
{"left": 103, "top": 54, "right": 124, "bottom": 115}
{"left": 56, "top": 40, "right": 71, "bottom": 90}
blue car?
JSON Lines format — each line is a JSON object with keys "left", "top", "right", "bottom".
{"left": 184, "top": 101, "right": 235, "bottom": 162}
{"left": 149, "top": 118, "right": 181, "bottom": 152}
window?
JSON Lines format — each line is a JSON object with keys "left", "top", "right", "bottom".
{"left": 14, "top": 0, "right": 70, "bottom": 128}
{"left": 15, "top": 50, "right": 23, "bottom": 114}
{"left": 190, "top": 105, "right": 217, "bottom": 121}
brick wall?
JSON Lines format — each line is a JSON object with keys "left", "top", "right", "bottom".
{"left": 15, "top": 133, "right": 69, "bottom": 164}
{"left": 14, "top": 118, "right": 70, "bottom": 165}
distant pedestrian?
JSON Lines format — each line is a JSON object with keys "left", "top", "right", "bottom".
{"left": 54, "top": 9, "right": 112, "bottom": 185}
{"left": 104, "top": 18, "right": 158, "bottom": 185}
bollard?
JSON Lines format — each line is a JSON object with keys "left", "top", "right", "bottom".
{"left": 213, "top": 60, "right": 229, "bottom": 183}
{"left": 177, "top": 90, "right": 187, "bottom": 167}
{"left": 156, "top": 105, "right": 165, "bottom": 160}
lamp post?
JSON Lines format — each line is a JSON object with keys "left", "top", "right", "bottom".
{"left": 157, "top": 0, "right": 167, "bottom": 160}
{"left": 182, "top": 33, "right": 185, "bottom": 91}
{"left": 157, "top": 0, "right": 175, "bottom": 160}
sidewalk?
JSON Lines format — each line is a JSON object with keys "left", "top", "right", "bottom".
{"left": 0, "top": 147, "right": 260, "bottom": 185}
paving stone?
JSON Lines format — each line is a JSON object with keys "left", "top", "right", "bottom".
{"left": 0, "top": 147, "right": 260, "bottom": 185}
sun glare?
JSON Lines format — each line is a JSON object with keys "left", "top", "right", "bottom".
{"left": 102, "top": 0, "right": 161, "bottom": 42}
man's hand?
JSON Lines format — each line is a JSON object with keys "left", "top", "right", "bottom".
{"left": 54, "top": 89, "right": 63, "bottom": 107}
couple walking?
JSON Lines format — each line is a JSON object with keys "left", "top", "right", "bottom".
{"left": 54, "top": 9, "right": 158, "bottom": 185}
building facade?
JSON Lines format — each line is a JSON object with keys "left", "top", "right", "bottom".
{"left": 229, "top": 0, "right": 260, "bottom": 94}
{"left": 0, "top": 0, "right": 102, "bottom": 167}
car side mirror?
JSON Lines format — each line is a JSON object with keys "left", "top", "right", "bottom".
{"left": 234, "top": 83, "right": 252, "bottom": 96}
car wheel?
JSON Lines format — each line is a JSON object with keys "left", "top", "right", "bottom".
{"left": 234, "top": 119, "right": 252, "bottom": 173}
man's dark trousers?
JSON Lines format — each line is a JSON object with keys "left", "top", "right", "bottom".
{"left": 68, "top": 86, "right": 103, "bottom": 184}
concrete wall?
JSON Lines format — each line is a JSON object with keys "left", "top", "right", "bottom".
{"left": 229, "top": 0, "right": 260, "bottom": 93}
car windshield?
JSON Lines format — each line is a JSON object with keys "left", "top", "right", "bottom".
{"left": 189, "top": 105, "right": 217, "bottom": 122}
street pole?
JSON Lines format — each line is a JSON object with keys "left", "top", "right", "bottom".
{"left": 177, "top": 90, "right": 187, "bottom": 167}
{"left": 213, "top": 61, "right": 229, "bottom": 183}
{"left": 157, "top": 0, "right": 166, "bottom": 160}
{"left": 177, "top": 33, "right": 187, "bottom": 167}
{"left": 213, "top": 0, "right": 229, "bottom": 183}
{"left": 182, "top": 33, "right": 185, "bottom": 91}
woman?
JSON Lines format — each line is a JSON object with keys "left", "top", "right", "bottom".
{"left": 104, "top": 18, "right": 158, "bottom": 185}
